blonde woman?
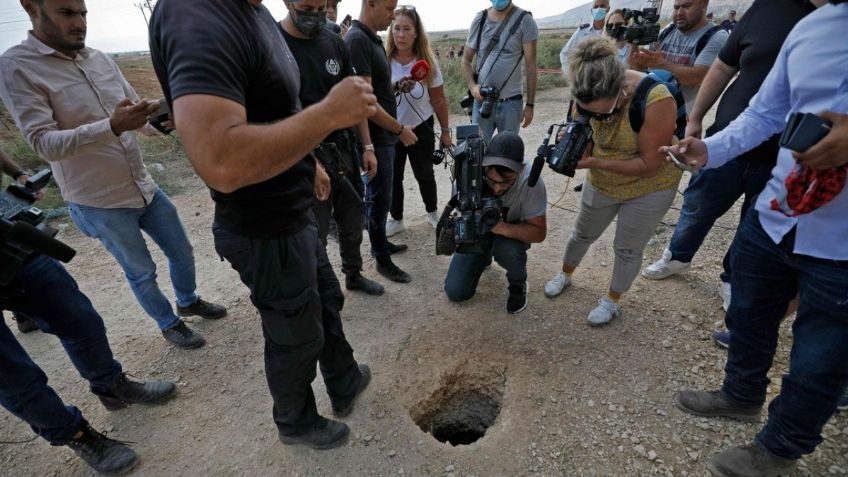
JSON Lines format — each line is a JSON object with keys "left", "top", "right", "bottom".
{"left": 384, "top": 5, "right": 451, "bottom": 235}
{"left": 544, "top": 37, "right": 682, "bottom": 326}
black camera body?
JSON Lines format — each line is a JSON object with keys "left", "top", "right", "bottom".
{"left": 1, "top": 168, "right": 76, "bottom": 286}
{"left": 528, "top": 117, "right": 593, "bottom": 187}
{"left": 611, "top": 8, "right": 660, "bottom": 45}
{"left": 478, "top": 86, "right": 499, "bottom": 119}
{"left": 436, "top": 124, "right": 502, "bottom": 256}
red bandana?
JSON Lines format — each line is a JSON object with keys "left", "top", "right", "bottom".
{"left": 771, "top": 164, "right": 847, "bottom": 217}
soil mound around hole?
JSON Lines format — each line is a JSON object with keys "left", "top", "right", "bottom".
{"left": 410, "top": 361, "right": 506, "bottom": 446}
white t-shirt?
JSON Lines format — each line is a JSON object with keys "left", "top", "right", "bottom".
{"left": 390, "top": 58, "right": 444, "bottom": 128}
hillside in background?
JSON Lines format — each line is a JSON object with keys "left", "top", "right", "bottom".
{"left": 536, "top": 0, "right": 755, "bottom": 28}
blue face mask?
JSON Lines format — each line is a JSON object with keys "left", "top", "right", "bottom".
{"left": 491, "top": 0, "right": 511, "bottom": 11}
{"left": 591, "top": 7, "right": 608, "bottom": 21}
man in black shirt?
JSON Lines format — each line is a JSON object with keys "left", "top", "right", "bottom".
{"left": 149, "top": 0, "right": 376, "bottom": 450}
{"left": 282, "top": 0, "right": 384, "bottom": 297}
{"left": 642, "top": 0, "right": 817, "bottom": 308}
{"left": 345, "top": 0, "right": 418, "bottom": 284}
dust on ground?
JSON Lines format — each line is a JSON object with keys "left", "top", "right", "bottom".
{"left": 1, "top": 83, "right": 846, "bottom": 477}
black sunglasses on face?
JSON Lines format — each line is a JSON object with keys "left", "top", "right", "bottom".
{"left": 575, "top": 90, "right": 622, "bottom": 122}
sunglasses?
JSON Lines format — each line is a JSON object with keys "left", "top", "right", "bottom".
{"left": 395, "top": 5, "right": 416, "bottom": 14}
{"left": 576, "top": 89, "right": 622, "bottom": 122}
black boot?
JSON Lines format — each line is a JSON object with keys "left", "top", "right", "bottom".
{"left": 345, "top": 273, "right": 385, "bottom": 296}
{"left": 333, "top": 364, "right": 371, "bottom": 417}
{"left": 176, "top": 297, "right": 227, "bottom": 320}
{"left": 93, "top": 373, "right": 177, "bottom": 411}
{"left": 162, "top": 320, "right": 205, "bottom": 349}
{"left": 278, "top": 417, "right": 349, "bottom": 450}
{"left": 13, "top": 312, "right": 39, "bottom": 333}
{"left": 376, "top": 257, "right": 411, "bottom": 283}
{"left": 66, "top": 421, "right": 139, "bottom": 475}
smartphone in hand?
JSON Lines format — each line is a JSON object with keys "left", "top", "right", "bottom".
{"left": 667, "top": 150, "right": 700, "bottom": 176}
{"left": 342, "top": 14, "right": 352, "bottom": 28}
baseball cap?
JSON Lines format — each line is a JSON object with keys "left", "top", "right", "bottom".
{"left": 482, "top": 132, "right": 525, "bottom": 172}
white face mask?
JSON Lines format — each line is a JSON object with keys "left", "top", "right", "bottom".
{"left": 591, "top": 7, "right": 608, "bottom": 21}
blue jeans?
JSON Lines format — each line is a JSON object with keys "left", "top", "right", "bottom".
{"left": 668, "top": 158, "right": 773, "bottom": 283}
{"left": 364, "top": 144, "right": 396, "bottom": 260}
{"left": 444, "top": 235, "right": 529, "bottom": 302}
{"left": 721, "top": 210, "right": 848, "bottom": 459}
{"left": 69, "top": 189, "right": 198, "bottom": 330}
{"left": 0, "top": 255, "right": 123, "bottom": 444}
{"left": 472, "top": 97, "right": 523, "bottom": 144}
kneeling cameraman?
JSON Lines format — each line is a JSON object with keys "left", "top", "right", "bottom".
{"left": 444, "top": 132, "right": 547, "bottom": 314}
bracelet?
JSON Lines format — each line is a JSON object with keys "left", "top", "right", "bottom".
{"left": 395, "top": 124, "right": 404, "bottom": 136}
{"left": 363, "top": 144, "right": 375, "bottom": 152}
{"left": 441, "top": 127, "right": 451, "bottom": 133}
{"left": 12, "top": 170, "right": 29, "bottom": 180}
{"left": 525, "top": 103, "right": 534, "bottom": 108}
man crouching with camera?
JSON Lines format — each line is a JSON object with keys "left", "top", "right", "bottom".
{"left": 443, "top": 131, "right": 547, "bottom": 314}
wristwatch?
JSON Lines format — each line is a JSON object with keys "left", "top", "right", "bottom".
{"left": 395, "top": 124, "right": 404, "bottom": 136}
{"left": 12, "top": 170, "right": 30, "bottom": 180}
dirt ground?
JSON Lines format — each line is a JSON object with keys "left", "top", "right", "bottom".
{"left": 1, "top": 86, "right": 847, "bottom": 477}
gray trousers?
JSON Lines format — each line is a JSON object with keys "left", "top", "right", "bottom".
{"left": 563, "top": 181, "right": 675, "bottom": 295}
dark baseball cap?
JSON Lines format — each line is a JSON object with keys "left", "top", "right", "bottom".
{"left": 482, "top": 132, "right": 525, "bottom": 172}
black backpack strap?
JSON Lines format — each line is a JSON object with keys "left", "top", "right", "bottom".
{"left": 694, "top": 25, "right": 724, "bottom": 57}
{"left": 657, "top": 23, "right": 676, "bottom": 45}
{"left": 475, "top": 9, "right": 486, "bottom": 51}
{"left": 628, "top": 75, "right": 657, "bottom": 137}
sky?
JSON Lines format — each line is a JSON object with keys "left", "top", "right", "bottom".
{"left": 0, "top": 0, "right": 588, "bottom": 54}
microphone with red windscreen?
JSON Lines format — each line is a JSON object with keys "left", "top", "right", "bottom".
{"left": 410, "top": 60, "right": 431, "bottom": 82}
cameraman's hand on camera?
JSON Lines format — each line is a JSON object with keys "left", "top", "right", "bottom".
{"left": 576, "top": 156, "right": 600, "bottom": 170}
{"left": 470, "top": 84, "right": 484, "bottom": 103}
{"left": 490, "top": 220, "right": 507, "bottom": 237}
{"left": 522, "top": 105, "right": 534, "bottom": 128}
{"left": 323, "top": 77, "right": 378, "bottom": 130}
{"left": 14, "top": 174, "right": 44, "bottom": 200}
{"left": 399, "top": 126, "right": 418, "bottom": 147}
{"left": 660, "top": 137, "right": 708, "bottom": 170}
{"left": 362, "top": 149, "right": 378, "bottom": 180}
{"left": 793, "top": 111, "right": 848, "bottom": 170}
{"left": 110, "top": 98, "right": 159, "bottom": 136}
{"left": 314, "top": 161, "right": 331, "bottom": 201}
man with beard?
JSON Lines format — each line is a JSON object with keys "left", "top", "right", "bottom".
{"left": 443, "top": 132, "right": 547, "bottom": 314}
{"left": 0, "top": 0, "right": 227, "bottom": 350}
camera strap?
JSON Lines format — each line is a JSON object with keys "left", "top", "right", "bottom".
{"left": 478, "top": 10, "right": 532, "bottom": 96}
{"left": 475, "top": 8, "right": 518, "bottom": 75}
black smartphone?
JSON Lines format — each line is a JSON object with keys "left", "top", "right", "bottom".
{"left": 779, "top": 112, "right": 832, "bottom": 153}
{"left": 342, "top": 14, "right": 352, "bottom": 27}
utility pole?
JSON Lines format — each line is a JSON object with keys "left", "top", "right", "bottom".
{"left": 135, "top": 0, "right": 156, "bottom": 26}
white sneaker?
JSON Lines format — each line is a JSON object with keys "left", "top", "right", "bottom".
{"left": 719, "top": 282, "right": 731, "bottom": 311}
{"left": 544, "top": 271, "right": 571, "bottom": 298}
{"left": 641, "top": 248, "right": 691, "bottom": 280}
{"left": 587, "top": 297, "right": 622, "bottom": 327}
{"left": 385, "top": 218, "right": 405, "bottom": 237}
{"left": 427, "top": 211, "right": 439, "bottom": 228}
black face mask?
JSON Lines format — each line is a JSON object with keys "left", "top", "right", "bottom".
{"left": 293, "top": 9, "right": 327, "bottom": 38}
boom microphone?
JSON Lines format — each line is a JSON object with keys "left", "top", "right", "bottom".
{"left": 410, "top": 60, "right": 430, "bottom": 82}
{"left": 528, "top": 154, "right": 545, "bottom": 188}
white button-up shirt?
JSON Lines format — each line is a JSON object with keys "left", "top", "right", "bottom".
{"left": 0, "top": 32, "right": 157, "bottom": 209}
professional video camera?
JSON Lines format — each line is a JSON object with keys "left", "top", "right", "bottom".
{"left": 436, "top": 124, "right": 502, "bottom": 256}
{"left": 0, "top": 168, "right": 76, "bottom": 286}
{"left": 312, "top": 141, "right": 363, "bottom": 206}
{"left": 610, "top": 8, "right": 661, "bottom": 45}
{"left": 528, "top": 115, "right": 593, "bottom": 187}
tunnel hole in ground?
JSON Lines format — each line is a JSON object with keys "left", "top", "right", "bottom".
{"left": 410, "top": 365, "right": 505, "bottom": 446}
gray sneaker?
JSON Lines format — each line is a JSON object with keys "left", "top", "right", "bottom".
{"left": 674, "top": 390, "right": 761, "bottom": 422}
{"left": 707, "top": 443, "right": 797, "bottom": 477}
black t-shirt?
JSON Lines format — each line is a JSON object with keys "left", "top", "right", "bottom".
{"left": 344, "top": 21, "right": 398, "bottom": 146}
{"left": 282, "top": 27, "right": 354, "bottom": 108}
{"left": 148, "top": 0, "right": 315, "bottom": 239}
{"left": 707, "top": 0, "right": 814, "bottom": 163}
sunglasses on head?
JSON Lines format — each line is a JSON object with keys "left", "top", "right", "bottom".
{"left": 395, "top": 4, "right": 416, "bottom": 14}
